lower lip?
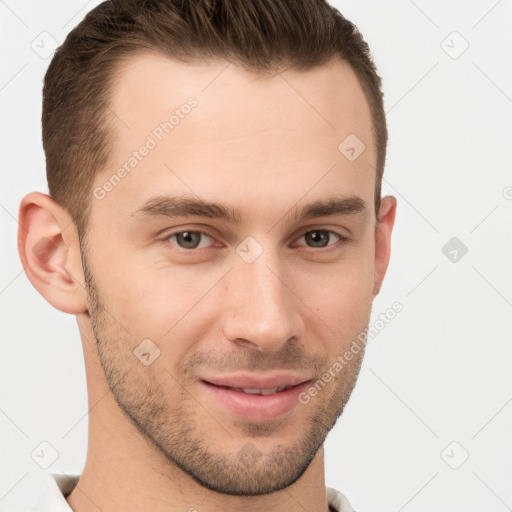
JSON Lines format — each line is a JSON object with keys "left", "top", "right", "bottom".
{"left": 201, "top": 381, "right": 310, "bottom": 422}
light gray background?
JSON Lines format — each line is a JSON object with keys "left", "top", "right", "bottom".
{"left": 1, "top": 1, "right": 511, "bottom": 511}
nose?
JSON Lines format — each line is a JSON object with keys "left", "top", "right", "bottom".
{"left": 221, "top": 251, "right": 304, "bottom": 353}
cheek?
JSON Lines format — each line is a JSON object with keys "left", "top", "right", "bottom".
{"left": 313, "top": 272, "right": 374, "bottom": 336}
{"left": 92, "top": 226, "right": 376, "bottom": 348}
{"left": 297, "top": 250, "right": 375, "bottom": 340}
{"left": 100, "top": 264, "right": 218, "bottom": 344}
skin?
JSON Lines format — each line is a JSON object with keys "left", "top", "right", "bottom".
{"left": 18, "top": 53, "right": 396, "bottom": 512}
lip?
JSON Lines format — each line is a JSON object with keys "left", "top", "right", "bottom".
{"left": 202, "top": 372, "right": 311, "bottom": 390}
{"left": 201, "top": 373, "right": 311, "bottom": 422}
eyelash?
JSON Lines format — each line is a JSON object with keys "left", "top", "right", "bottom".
{"left": 162, "top": 228, "right": 348, "bottom": 253}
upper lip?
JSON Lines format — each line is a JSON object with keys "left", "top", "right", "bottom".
{"left": 202, "top": 372, "right": 312, "bottom": 389}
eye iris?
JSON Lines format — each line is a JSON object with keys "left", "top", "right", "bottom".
{"left": 176, "top": 231, "right": 201, "bottom": 249}
{"left": 305, "top": 230, "right": 330, "bottom": 247}
{"left": 172, "top": 231, "right": 334, "bottom": 249}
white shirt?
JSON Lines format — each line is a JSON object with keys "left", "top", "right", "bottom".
{"left": 28, "top": 473, "right": 356, "bottom": 512}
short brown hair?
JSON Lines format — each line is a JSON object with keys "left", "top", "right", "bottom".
{"left": 42, "top": 0, "right": 387, "bottom": 237}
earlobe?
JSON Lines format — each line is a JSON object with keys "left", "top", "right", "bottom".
{"left": 373, "top": 195, "right": 397, "bottom": 296}
{"left": 17, "top": 192, "right": 88, "bottom": 315}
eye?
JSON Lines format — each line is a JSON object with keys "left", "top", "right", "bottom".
{"left": 166, "top": 230, "right": 214, "bottom": 250}
{"left": 295, "top": 229, "right": 343, "bottom": 248}
{"left": 163, "top": 228, "right": 346, "bottom": 253}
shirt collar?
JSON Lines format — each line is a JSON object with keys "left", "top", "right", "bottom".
{"left": 29, "top": 473, "right": 78, "bottom": 511}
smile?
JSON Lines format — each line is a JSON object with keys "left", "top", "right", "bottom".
{"left": 213, "top": 384, "right": 293, "bottom": 395}
{"left": 201, "top": 377, "right": 311, "bottom": 422}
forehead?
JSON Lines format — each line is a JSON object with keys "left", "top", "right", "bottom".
{"left": 109, "top": 51, "right": 374, "bottom": 144}
{"left": 93, "top": 52, "right": 376, "bottom": 223}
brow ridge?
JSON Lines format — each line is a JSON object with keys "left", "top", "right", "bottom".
{"left": 133, "top": 194, "right": 366, "bottom": 224}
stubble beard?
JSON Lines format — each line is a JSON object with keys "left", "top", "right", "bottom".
{"left": 82, "top": 251, "right": 365, "bottom": 495}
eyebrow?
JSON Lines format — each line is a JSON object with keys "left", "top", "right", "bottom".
{"left": 132, "top": 194, "right": 366, "bottom": 224}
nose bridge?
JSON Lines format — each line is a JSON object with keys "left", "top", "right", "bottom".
{"left": 222, "top": 244, "right": 301, "bottom": 351}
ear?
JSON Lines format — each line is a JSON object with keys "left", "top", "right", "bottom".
{"left": 17, "top": 192, "right": 88, "bottom": 314}
{"left": 373, "top": 195, "right": 397, "bottom": 296}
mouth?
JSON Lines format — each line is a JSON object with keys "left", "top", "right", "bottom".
{"left": 200, "top": 374, "right": 311, "bottom": 422}
{"left": 207, "top": 384, "right": 297, "bottom": 395}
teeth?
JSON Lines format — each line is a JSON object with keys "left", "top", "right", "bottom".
{"left": 215, "top": 384, "right": 293, "bottom": 394}
{"left": 260, "top": 387, "right": 279, "bottom": 395}
{"left": 241, "top": 385, "right": 288, "bottom": 395}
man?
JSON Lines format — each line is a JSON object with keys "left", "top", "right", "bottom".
{"left": 18, "top": 0, "right": 396, "bottom": 510}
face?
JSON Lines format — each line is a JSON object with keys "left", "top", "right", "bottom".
{"left": 82, "top": 52, "right": 385, "bottom": 495}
